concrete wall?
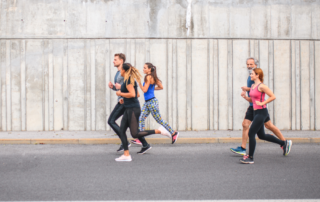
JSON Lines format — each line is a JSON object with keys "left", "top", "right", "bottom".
{"left": 0, "top": 0, "right": 319, "bottom": 131}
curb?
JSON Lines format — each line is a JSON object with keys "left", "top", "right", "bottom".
{"left": 0, "top": 137, "right": 319, "bottom": 145}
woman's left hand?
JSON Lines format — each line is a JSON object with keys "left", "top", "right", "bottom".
{"left": 255, "top": 101, "right": 264, "bottom": 106}
{"left": 116, "top": 90, "right": 121, "bottom": 96}
{"left": 115, "top": 83, "right": 121, "bottom": 89}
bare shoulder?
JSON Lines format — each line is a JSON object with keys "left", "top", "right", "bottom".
{"left": 259, "top": 83, "right": 269, "bottom": 91}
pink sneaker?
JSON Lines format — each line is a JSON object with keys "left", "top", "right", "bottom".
{"left": 131, "top": 139, "right": 142, "bottom": 145}
{"left": 172, "top": 131, "right": 179, "bottom": 144}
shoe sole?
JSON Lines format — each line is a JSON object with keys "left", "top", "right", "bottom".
{"left": 240, "top": 160, "right": 254, "bottom": 164}
{"left": 115, "top": 159, "right": 132, "bottom": 162}
{"left": 172, "top": 132, "right": 179, "bottom": 144}
{"left": 230, "top": 149, "right": 246, "bottom": 156}
{"left": 138, "top": 146, "right": 152, "bottom": 154}
{"left": 285, "top": 141, "right": 292, "bottom": 156}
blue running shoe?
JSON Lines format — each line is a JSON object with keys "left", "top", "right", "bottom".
{"left": 230, "top": 146, "right": 246, "bottom": 156}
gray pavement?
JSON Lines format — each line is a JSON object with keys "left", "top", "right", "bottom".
{"left": 0, "top": 143, "right": 320, "bottom": 201}
{"left": 0, "top": 130, "right": 319, "bottom": 139}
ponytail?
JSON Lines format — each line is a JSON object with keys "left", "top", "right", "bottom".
{"left": 122, "top": 63, "right": 142, "bottom": 86}
{"left": 144, "top": 63, "right": 162, "bottom": 84}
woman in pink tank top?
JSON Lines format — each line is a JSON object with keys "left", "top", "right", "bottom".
{"left": 239, "top": 68, "right": 292, "bottom": 164}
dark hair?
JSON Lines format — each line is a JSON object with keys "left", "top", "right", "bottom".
{"left": 122, "top": 63, "right": 142, "bottom": 87}
{"left": 253, "top": 68, "right": 264, "bottom": 83}
{"left": 114, "top": 53, "right": 126, "bottom": 63}
{"left": 144, "top": 63, "right": 161, "bottom": 84}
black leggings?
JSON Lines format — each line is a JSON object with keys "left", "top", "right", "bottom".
{"left": 248, "top": 108, "right": 285, "bottom": 157}
{"left": 119, "top": 107, "right": 156, "bottom": 151}
{"left": 108, "top": 103, "right": 148, "bottom": 148}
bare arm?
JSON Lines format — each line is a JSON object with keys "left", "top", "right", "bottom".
{"left": 138, "top": 76, "right": 150, "bottom": 93}
{"left": 255, "top": 84, "right": 276, "bottom": 106}
{"left": 241, "top": 86, "right": 251, "bottom": 92}
{"left": 241, "top": 91, "right": 252, "bottom": 103}
{"left": 155, "top": 80, "right": 163, "bottom": 90}
{"left": 116, "top": 84, "right": 136, "bottom": 98}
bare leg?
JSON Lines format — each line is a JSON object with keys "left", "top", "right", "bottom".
{"left": 264, "top": 121, "right": 286, "bottom": 141}
{"left": 241, "top": 119, "right": 252, "bottom": 149}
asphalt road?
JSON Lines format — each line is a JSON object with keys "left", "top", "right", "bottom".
{"left": 0, "top": 143, "right": 319, "bottom": 201}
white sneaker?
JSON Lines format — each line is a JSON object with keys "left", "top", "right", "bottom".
{"left": 158, "top": 126, "right": 171, "bottom": 138}
{"left": 115, "top": 155, "right": 132, "bottom": 162}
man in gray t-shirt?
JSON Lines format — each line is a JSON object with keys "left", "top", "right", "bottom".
{"left": 107, "top": 53, "right": 148, "bottom": 152}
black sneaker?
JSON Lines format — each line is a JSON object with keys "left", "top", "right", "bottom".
{"left": 240, "top": 155, "right": 254, "bottom": 164}
{"left": 117, "top": 143, "right": 131, "bottom": 152}
{"left": 137, "top": 145, "right": 152, "bottom": 154}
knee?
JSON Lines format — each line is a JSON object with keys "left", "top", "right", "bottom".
{"left": 242, "top": 121, "right": 250, "bottom": 130}
{"left": 107, "top": 118, "right": 114, "bottom": 126}
{"left": 264, "top": 122, "right": 272, "bottom": 130}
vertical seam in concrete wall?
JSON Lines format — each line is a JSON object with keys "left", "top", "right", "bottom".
{"left": 295, "top": 40, "right": 301, "bottom": 130}
{"left": 166, "top": 39, "right": 169, "bottom": 121}
{"left": 49, "top": 40, "right": 54, "bottom": 131}
{"left": 207, "top": 39, "right": 210, "bottom": 130}
{"left": 175, "top": 39, "right": 178, "bottom": 130}
{"left": 106, "top": 39, "right": 110, "bottom": 131}
{"left": 299, "top": 40, "right": 302, "bottom": 130}
{"left": 0, "top": 40, "right": 2, "bottom": 130}
{"left": 91, "top": 40, "right": 95, "bottom": 131}
{"left": 310, "top": 41, "right": 315, "bottom": 130}
{"left": 146, "top": 39, "right": 150, "bottom": 128}
{"left": 227, "top": 39, "right": 233, "bottom": 130}
{"left": 289, "top": 40, "right": 292, "bottom": 129}
{"left": 84, "top": 40, "right": 87, "bottom": 131}
{"left": 6, "top": 40, "right": 11, "bottom": 131}
{"left": 66, "top": 40, "right": 69, "bottom": 130}
{"left": 217, "top": 40, "right": 220, "bottom": 130}
{"left": 42, "top": 41, "right": 45, "bottom": 131}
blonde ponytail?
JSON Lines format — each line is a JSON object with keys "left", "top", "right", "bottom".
{"left": 123, "top": 63, "right": 142, "bottom": 87}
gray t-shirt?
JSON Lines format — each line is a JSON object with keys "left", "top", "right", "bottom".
{"left": 112, "top": 71, "right": 124, "bottom": 102}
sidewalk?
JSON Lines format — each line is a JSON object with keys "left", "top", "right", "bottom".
{"left": 0, "top": 130, "right": 319, "bottom": 144}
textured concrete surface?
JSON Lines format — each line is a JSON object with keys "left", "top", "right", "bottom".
{"left": 0, "top": 144, "right": 319, "bottom": 201}
{"left": 0, "top": 1, "right": 319, "bottom": 132}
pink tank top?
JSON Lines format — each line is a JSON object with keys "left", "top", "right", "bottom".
{"left": 249, "top": 83, "right": 266, "bottom": 109}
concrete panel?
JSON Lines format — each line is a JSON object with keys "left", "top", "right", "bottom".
{"left": 292, "top": 5, "right": 312, "bottom": 39}
{"left": 23, "top": 1, "right": 66, "bottom": 36}
{"left": 259, "top": 40, "right": 269, "bottom": 86}
{"left": 208, "top": 39, "right": 214, "bottom": 130}
{"left": 270, "top": 4, "right": 291, "bottom": 38}
{"left": 86, "top": 2, "right": 107, "bottom": 37}
{"left": 62, "top": 39, "right": 68, "bottom": 130}
{"left": 229, "top": 7, "right": 250, "bottom": 38}
{"left": 315, "top": 41, "right": 320, "bottom": 130}
{"left": 218, "top": 39, "right": 228, "bottom": 130}
{"left": 5, "top": 40, "right": 11, "bottom": 131}
{"left": 90, "top": 39, "right": 95, "bottom": 131}
{"left": 310, "top": 41, "right": 315, "bottom": 130}
{"left": 232, "top": 40, "right": 250, "bottom": 130}
{"left": 312, "top": 4, "right": 320, "bottom": 39}
{"left": 20, "top": 40, "right": 26, "bottom": 131}
{"left": 191, "top": 39, "right": 208, "bottom": 130}
{"left": 85, "top": 39, "right": 91, "bottom": 131}
{"left": 10, "top": 40, "right": 21, "bottom": 131}
{"left": 176, "top": 39, "right": 187, "bottom": 131}
{"left": 149, "top": 39, "right": 167, "bottom": 130}
{"left": 52, "top": 40, "right": 64, "bottom": 131}
{"left": 250, "top": 5, "right": 270, "bottom": 38}
{"left": 66, "top": 0, "right": 86, "bottom": 37}
{"left": 208, "top": 5, "right": 229, "bottom": 37}
{"left": 273, "top": 40, "right": 291, "bottom": 130}
{"left": 167, "top": 39, "right": 173, "bottom": 127}
{"left": 26, "top": 40, "right": 43, "bottom": 131}
{"left": 67, "top": 40, "right": 85, "bottom": 130}
{"left": 192, "top": 1, "right": 209, "bottom": 37}
{"left": 290, "top": 41, "right": 296, "bottom": 130}
{"left": 227, "top": 40, "right": 233, "bottom": 130}
{"left": 212, "top": 40, "right": 219, "bottom": 130}
{"left": 166, "top": 2, "right": 187, "bottom": 38}
{"left": 95, "top": 39, "right": 107, "bottom": 131}
{"left": 186, "top": 39, "right": 192, "bottom": 130}
{"left": 295, "top": 41, "right": 301, "bottom": 130}
{"left": 105, "top": 40, "right": 111, "bottom": 131}
{"left": 0, "top": 40, "right": 5, "bottom": 131}
{"left": 172, "top": 40, "right": 178, "bottom": 130}
{"left": 48, "top": 40, "right": 54, "bottom": 131}
{"left": 268, "top": 40, "right": 274, "bottom": 123}
{"left": 300, "top": 41, "right": 310, "bottom": 130}
{"left": 42, "top": 40, "right": 51, "bottom": 131}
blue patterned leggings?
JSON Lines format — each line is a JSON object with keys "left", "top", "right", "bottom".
{"left": 139, "top": 98, "right": 174, "bottom": 134}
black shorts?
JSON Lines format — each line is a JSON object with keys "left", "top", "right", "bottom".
{"left": 245, "top": 106, "right": 270, "bottom": 123}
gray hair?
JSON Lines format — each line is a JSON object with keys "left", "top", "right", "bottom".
{"left": 246, "top": 57, "right": 259, "bottom": 67}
